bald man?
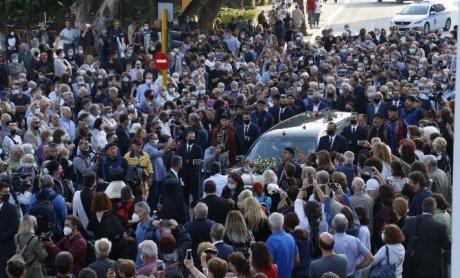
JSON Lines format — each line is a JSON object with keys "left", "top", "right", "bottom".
{"left": 310, "top": 232, "right": 348, "bottom": 278}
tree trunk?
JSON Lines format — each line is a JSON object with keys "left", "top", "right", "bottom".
{"left": 180, "top": 0, "right": 224, "bottom": 35}
{"left": 71, "top": 0, "right": 90, "bottom": 32}
{"left": 296, "top": 0, "right": 308, "bottom": 35}
{"left": 92, "top": 0, "right": 120, "bottom": 34}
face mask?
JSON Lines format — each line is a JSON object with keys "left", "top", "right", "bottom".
{"left": 63, "top": 227, "right": 73, "bottom": 236}
{"left": 49, "top": 136, "right": 53, "bottom": 142}
{"left": 228, "top": 183, "right": 236, "bottom": 190}
{"left": 39, "top": 75, "right": 45, "bottom": 80}
{"left": 393, "top": 96, "right": 400, "bottom": 101}
{"left": 353, "top": 58, "right": 359, "bottom": 63}
{"left": 367, "top": 92, "right": 374, "bottom": 98}
{"left": 122, "top": 77, "right": 129, "bottom": 82}
{"left": 441, "top": 84, "right": 447, "bottom": 90}
{"left": 190, "top": 99, "right": 197, "bottom": 106}
{"left": 297, "top": 86, "right": 302, "bottom": 92}
{"left": 374, "top": 99, "right": 381, "bottom": 104}
{"left": 370, "top": 55, "right": 375, "bottom": 60}
{"left": 1, "top": 193, "right": 10, "bottom": 203}
{"left": 12, "top": 58, "right": 19, "bottom": 63}
{"left": 10, "top": 129, "right": 17, "bottom": 136}
{"left": 308, "top": 60, "right": 314, "bottom": 65}
{"left": 12, "top": 89, "right": 19, "bottom": 95}
{"left": 313, "top": 99, "right": 320, "bottom": 104}
{"left": 34, "top": 107, "right": 41, "bottom": 114}
{"left": 132, "top": 213, "right": 140, "bottom": 222}
{"left": 107, "top": 112, "right": 113, "bottom": 117}
{"left": 145, "top": 79, "right": 152, "bottom": 85}
{"left": 381, "top": 232, "right": 385, "bottom": 241}
{"left": 128, "top": 104, "right": 135, "bottom": 111}
{"left": 153, "top": 139, "right": 159, "bottom": 144}
{"left": 59, "top": 53, "right": 65, "bottom": 59}
{"left": 79, "top": 49, "right": 84, "bottom": 54}
{"left": 409, "top": 49, "right": 416, "bottom": 54}
{"left": 357, "top": 67, "right": 363, "bottom": 72}
{"left": 243, "top": 119, "right": 251, "bottom": 125}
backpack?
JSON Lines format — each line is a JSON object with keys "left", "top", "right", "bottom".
{"left": 115, "top": 201, "right": 134, "bottom": 220}
{"left": 99, "top": 211, "right": 126, "bottom": 242}
{"left": 29, "top": 191, "right": 58, "bottom": 235}
{"left": 8, "top": 236, "right": 37, "bottom": 277}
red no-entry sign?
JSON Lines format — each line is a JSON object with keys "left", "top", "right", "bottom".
{"left": 153, "top": 52, "right": 169, "bottom": 70}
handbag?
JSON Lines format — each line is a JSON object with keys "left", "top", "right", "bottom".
{"left": 403, "top": 216, "right": 420, "bottom": 277}
{"left": 370, "top": 245, "right": 396, "bottom": 278}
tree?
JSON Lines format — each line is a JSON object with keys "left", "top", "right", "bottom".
{"left": 180, "top": 0, "right": 225, "bottom": 34}
{"left": 72, "top": 0, "right": 120, "bottom": 38}
{"left": 296, "top": 0, "right": 308, "bottom": 35}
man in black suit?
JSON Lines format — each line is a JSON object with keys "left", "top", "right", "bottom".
{"left": 165, "top": 155, "right": 183, "bottom": 182}
{"left": 316, "top": 122, "right": 348, "bottom": 154}
{"left": 305, "top": 92, "right": 329, "bottom": 112}
{"left": 236, "top": 111, "right": 261, "bottom": 155}
{"left": 402, "top": 197, "right": 451, "bottom": 278}
{"left": 200, "top": 180, "right": 230, "bottom": 224}
{"left": 366, "top": 92, "right": 389, "bottom": 126}
{"left": 115, "top": 113, "right": 131, "bottom": 156}
{"left": 340, "top": 112, "right": 368, "bottom": 155}
{"left": 210, "top": 223, "right": 235, "bottom": 261}
{"left": 271, "top": 94, "right": 296, "bottom": 125}
{"left": 387, "top": 89, "right": 404, "bottom": 110}
{"left": 177, "top": 130, "right": 204, "bottom": 207}
{"left": 0, "top": 182, "right": 20, "bottom": 278}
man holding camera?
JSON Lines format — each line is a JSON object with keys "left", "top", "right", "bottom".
{"left": 44, "top": 215, "right": 87, "bottom": 276}
{"left": 74, "top": 140, "right": 100, "bottom": 188}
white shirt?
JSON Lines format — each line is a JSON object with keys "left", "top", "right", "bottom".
{"left": 204, "top": 174, "right": 228, "bottom": 197}
{"left": 159, "top": 120, "right": 171, "bottom": 138}
{"left": 371, "top": 244, "right": 405, "bottom": 278}
{"left": 91, "top": 129, "right": 107, "bottom": 151}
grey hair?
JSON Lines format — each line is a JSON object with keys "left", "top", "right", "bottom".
{"left": 194, "top": 202, "right": 208, "bottom": 219}
{"left": 188, "top": 113, "right": 202, "bottom": 128}
{"left": 343, "top": 151, "right": 354, "bottom": 164}
{"left": 23, "top": 144, "right": 34, "bottom": 155}
{"left": 268, "top": 212, "right": 284, "bottom": 231}
{"left": 41, "top": 175, "right": 54, "bottom": 188}
{"left": 262, "top": 170, "right": 278, "bottom": 184}
{"left": 95, "top": 238, "right": 112, "bottom": 257}
{"left": 352, "top": 177, "right": 365, "bottom": 191}
{"left": 423, "top": 155, "right": 438, "bottom": 168}
{"left": 60, "top": 106, "right": 71, "bottom": 114}
{"left": 332, "top": 213, "right": 348, "bottom": 233}
{"left": 138, "top": 240, "right": 158, "bottom": 258}
{"left": 316, "top": 170, "right": 330, "bottom": 185}
{"left": 134, "top": 201, "right": 151, "bottom": 214}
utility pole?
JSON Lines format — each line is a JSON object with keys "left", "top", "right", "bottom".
{"left": 161, "top": 9, "right": 168, "bottom": 87}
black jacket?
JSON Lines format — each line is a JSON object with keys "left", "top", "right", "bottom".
{"left": 316, "top": 134, "right": 348, "bottom": 154}
{"left": 0, "top": 202, "right": 20, "bottom": 278}
{"left": 200, "top": 194, "right": 231, "bottom": 224}
{"left": 402, "top": 214, "right": 451, "bottom": 278}
{"left": 115, "top": 124, "right": 131, "bottom": 156}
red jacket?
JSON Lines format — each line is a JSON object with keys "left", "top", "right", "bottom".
{"left": 211, "top": 124, "right": 237, "bottom": 166}
{"left": 50, "top": 233, "right": 87, "bottom": 276}
{"left": 307, "top": 0, "right": 316, "bottom": 11}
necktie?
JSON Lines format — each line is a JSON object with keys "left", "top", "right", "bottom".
{"left": 245, "top": 125, "right": 249, "bottom": 136}
{"left": 187, "top": 145, "right": 191, "bottom": 153}
{"left": 280, "top": 109, "right": 284, "bottom": 120}
{"left": 352, "top": 127, "right": 356, "bottom": 135}
{"left": 329, "top": 137, "right": 333, "bottom": 149}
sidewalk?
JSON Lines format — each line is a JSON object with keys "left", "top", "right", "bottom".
{"left": 253, "top": 1, "right": 346, "bottom": 41}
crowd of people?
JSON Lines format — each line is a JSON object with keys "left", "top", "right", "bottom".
{"left": 0, "top": 1, "right": 456, "bottom": 278}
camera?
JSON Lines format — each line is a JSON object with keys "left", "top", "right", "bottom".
{"left": 39, "top": 231, "right": 53, "bottom": 242}
{"left": 0, "top": 172, "right": 30, "bottom": 193}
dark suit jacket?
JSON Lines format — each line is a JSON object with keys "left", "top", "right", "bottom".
{"left": 403, "top": 214, "right": 451, "bottom": 278}
{"left": 184, "top": 218, "right": 216, "bottom": 265}
{"left": 316, "top": 134, "right": 348, "bottom": 154}
{"left": 115, "top": 124, "right": 131, "bottom": 156}
{"left": 270, "top": 106, "right": 296, "bottom": 125}
{"left": 177, "top": 143, "right": 203, "bottom": 179}
{"left": 305, "top": 102, "right": 329, "bottom": 112}
{"left": 88, "top": 257, "right": 118, "bottom": 278}
{"left": 0, "top": 202, "right": 20, "bottom": 278}
{"left": 236, "top": 123, "right": 261, "bottom": 155}
{"left": 340, "top": 125, "right": 368, "bottom": 154}
{"left": 165, "top": 169, "right": 180, "bottom": 182}
{"left": 200, "top": 194, "right": 231, "bottom": 224}
{"left": 366, "top": 102, "right": 389, "bottom": 126}
{"left": 215, "top": 241, "right": 235, "bottom": 261}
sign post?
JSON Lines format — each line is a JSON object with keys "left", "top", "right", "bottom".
{"left": 161, "top": 9, "right": 168, "bottom": 87}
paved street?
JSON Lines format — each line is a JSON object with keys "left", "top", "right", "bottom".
{"left": 309, "top": 0, "right": 459, "bottom": 40}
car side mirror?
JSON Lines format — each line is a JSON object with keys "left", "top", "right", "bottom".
{"left": 430, "top": 11, "right": 436, "bottom": 15}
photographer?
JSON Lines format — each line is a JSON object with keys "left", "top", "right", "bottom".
{"left": 44, "top": 215, "right": 87, "bottom": 276}
{"left": 73, "top": 140, "right": 100, "bottom": 189}
{"left": 203, "top": 140, "right": 226, "bottom": 174}
{"left": 124, "top": 139, "right": 153, "bottom": 200}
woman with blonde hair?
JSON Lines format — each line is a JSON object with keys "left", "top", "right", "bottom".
{"left": 373, "top": 142, "right": 392, "bottom": 178}
{"left": 243, "top": 197, "right": 271, "bottom": 242}
{"left": 237, "top": 189, "right": 254, "bottom": 211}
{"left": 14, "top": 215, "right": 47, "bottom": 277}
{"left": 224, "top": 211, "right": 253, "bottom": 258}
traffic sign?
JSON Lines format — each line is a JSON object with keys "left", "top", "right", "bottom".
{"left": 153, "top": 52, "right": 170, "bottom": 70}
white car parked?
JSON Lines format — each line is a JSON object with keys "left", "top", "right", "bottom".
{"left": 390, "top": 1, "right": 451, "bottom": 34}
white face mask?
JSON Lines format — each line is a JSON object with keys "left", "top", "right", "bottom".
{"left": 132, "top": 213, "right": 140, "bottom": 222}
{"left": 381, "top": 232, "right": 385, "bottom": 241}
{"left": 145, "top": 79, "right": 152, "bottom": 85}
{"left": 153, "top": 139, "right": 159, "bottom": 144}
{"left": 63, "top": 227, "right": 73, "bottom": 236}
{"left": 227, "top": 183, "right": 236, "bottom": 190}
{"left": 34, "top": 108, "right": 41, "bottom": 114}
